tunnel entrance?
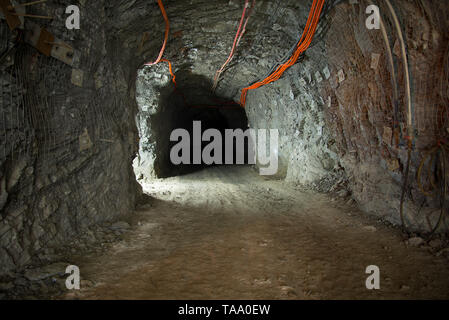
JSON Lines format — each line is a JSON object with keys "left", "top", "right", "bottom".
{"left": 134, "top": 68, "right": 251, "bottom": 180}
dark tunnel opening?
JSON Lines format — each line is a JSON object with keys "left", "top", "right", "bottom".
{"left": 148, "top": 72, "right": 251, "bottom": 178}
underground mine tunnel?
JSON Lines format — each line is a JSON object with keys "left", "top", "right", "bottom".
{"left": 138, "top": 71, "right": 252, "bottom": 178}
{"left": 0, "top": 0, "right": 449, "bottom": 300}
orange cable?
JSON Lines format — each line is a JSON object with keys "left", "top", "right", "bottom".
{"left": 240, "top": 0, "right": 325, "bottom": 106}
{"left": 212, "top": 0, "right": 255, "bottom": 91}
{"left": 145, "top": 0, "right": 170, "bottom": 66}
{"left": 144, "top": 1, "right": 177, "bottom": 86}
{"left": 161, "top": 59, "right": 177, "bottom": 87}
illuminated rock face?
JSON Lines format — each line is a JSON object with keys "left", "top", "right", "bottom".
{"left": 0, "top": 0, "right": 448, "bottom": 274}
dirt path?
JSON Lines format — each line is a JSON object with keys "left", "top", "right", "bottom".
{"left": 62, "top": 166, "right": 449, "bottom": 299}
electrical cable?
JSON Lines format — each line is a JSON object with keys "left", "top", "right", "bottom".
{"left": 382, "top": 0, "right": 416, "bottom": 232}
{"left": 385, "top": 0, "right": 413, "bottom": 141}
{"left": 416, "top": 141, "right": 449, "bottom": 235}
{"left": 212, "top": 0, "right": 256, "bottom": 92}
{"left": 379, "top": 13, "right": 400, "bottom": 146}
{"left": 250, "top": 0, "right": 343, "bottom": 88}
{"left": 143, "top": 0, "right": 176, "bottom": 87}
{"left": 239, "top": 0, "right": 326, "bottom": 107}
{"left": 145, "top": 0, "right": 170, "bottom": 66}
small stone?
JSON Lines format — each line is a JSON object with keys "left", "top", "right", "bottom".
{"left": 0, "top": 282, "right": 14, "bottom": 291}
{"left": 436, "top": 248, "right": 449, "bottom": 257}
{"left": 71, "top": 69, "right": 84, "bottom": 87}
{"left": 315, "top": 71, "right": 323, "bottom": 83}
{"left": 272, "top": 23, "right": 282, "bottom": 31}
{"left": 393, "top": 39, "right": 400, "bottom": 57}
{"left": 382, "top": 127, "right": 393, "bottom": 143}
{"left": 253, "top": 278, "right": 271, "bottom": 286}
{"left": 363, "top": 226, "right": 377, "bottom": 232}
{"left": 80, "top": 279, "right": 95, "bottom": 288}
{"left": 407, "top": 237, "right": 424, "bottom": 247}
{"left": 109, "top": 221, "right": 130, "bottom": 230}
{"left": 370, "top": 53, "right": 381, "bottom": 70}
{"left": 400, "top": 285, "right": 410, "bottom": 291}
{"left": 14, "top": 277, "right": 27, "bottom": 286}
{"left": 79, "top": 128, "right": 93, "bottom": 151}
{"left": 386, "top": 158, "right": 400, "bottom": 171}
{"left": 24, "top": 262, "right": 70, "bottom": 281}
{"left": 26, "top": 167, "right": 34, "bottom": 176}
{"left": 323, "top": 66, "right": 331, "bottom": 80}
{"left": 346, "top": 198, "right": 356, "bottom": 205}
{"left": 280, "top": 286, "right": 297, "bottom": 296}
{"left": 429, "top": 239, "right": 443, "bottom": 249}
{"left": 337, "top": 69, "right": 345, "bottom": 83}
{"left": 336, "top": 189, "right": 349, "bottom": 198}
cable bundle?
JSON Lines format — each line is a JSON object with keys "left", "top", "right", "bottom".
{"left": 239, "top": 0, "right": 326, "bottom": 106}
{"left": 144, "top": 0, "right": 177, "bottom": 87}
{"left": 412, "top": 140, "right": 449, "bottom": 235}
{"left": 145, "top": 0, "right": 169, "bottom": 66}
{"left": 212, "top": 0, "right": 256, "bottom": 92}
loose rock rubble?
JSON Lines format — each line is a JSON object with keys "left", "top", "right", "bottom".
{"left": 0, "top": 220, "right": 133, "bottom": 300}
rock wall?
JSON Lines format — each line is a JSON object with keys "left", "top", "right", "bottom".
{"left": 0, "top": 1, "right": 142, "bottom": 275}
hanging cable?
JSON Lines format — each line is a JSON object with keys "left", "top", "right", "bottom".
{"left": 239, "top": 0, "right": 325, "bottom": 107}
{"left": 212, "top": 0, "right": 256, "bottom": 92}
{"left": 382, "top": 0, "right": 415, "bottom": 232}
{"left": 415, "top": 141, "right": 449, "bottom": 235}
{"left": 143, "top": 0, "right": 177, "bottom": 87}
{"left": 160, "top": 58, "right": 177, "bottom": 87}
{"left": 145, "top": 0, "right": 170, "bottom": 66}
{"left": 379, "top": 14, "right": 400, "bottom": 146}
{"left": 267, "top": 0, "right": 342, "bottom": 79}
{"left": 384, "top": 0, "right": 413, "bottom": 141}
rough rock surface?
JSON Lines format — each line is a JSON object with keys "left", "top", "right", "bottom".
{"left": 1, "top": 0, "right": 448, "bottom": 275}
{"left": 134, "top": 0, "right": 448, "bottom": 231}
{"left": 0, "top": 1, "right": 142, "bottom": 275}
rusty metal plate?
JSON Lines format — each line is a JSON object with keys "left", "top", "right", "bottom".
{"left": 51, "top": 41, "right": 75, "bottom": 66}
{"left": 36, "top": 27, "right": 54, "bottom": 57}
{"left": 0, "top": 0, "right": 21, "bottom": 30}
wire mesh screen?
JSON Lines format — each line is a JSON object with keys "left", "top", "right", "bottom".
{"left": 321, "top": 0, "right": 449, "bottom": 232}
{"left": 0, "top": 33, "right": 119, "bottom": 176}
{"left": 1, "top": 28, "right": 32, "bottom": 167}
{"left": 324, "top": 0, "right": 448, "bottom": 153}
{"left": 411, "top": 3, "right": 449, "bottom": 148}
